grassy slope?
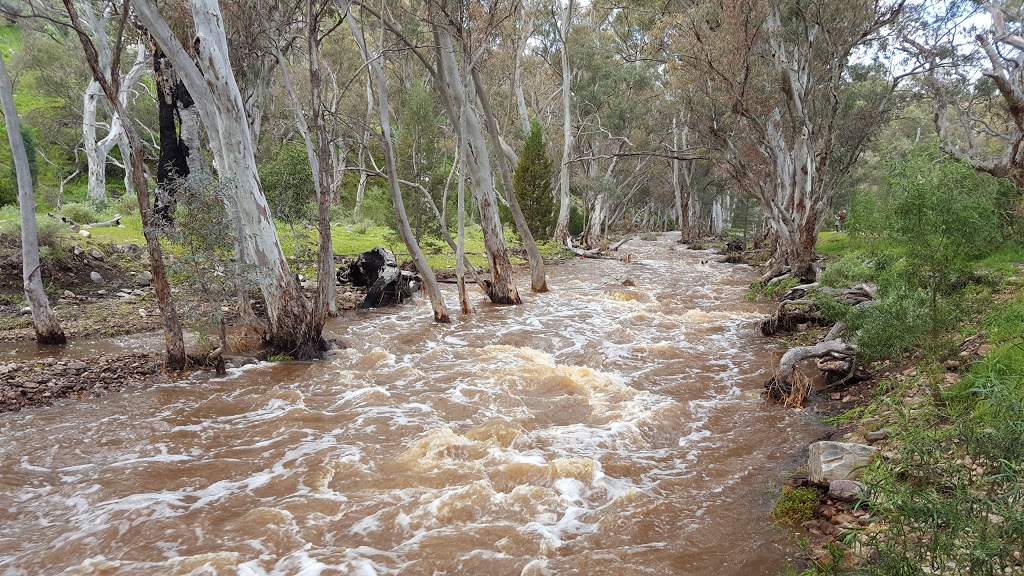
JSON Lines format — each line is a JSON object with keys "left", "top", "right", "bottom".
{"left": 789, "top": 232, "right": 1024, "bottom": 575}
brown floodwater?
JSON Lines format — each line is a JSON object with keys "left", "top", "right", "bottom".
{"left": 0, "top": 234, "right": 824, "bottom": 575}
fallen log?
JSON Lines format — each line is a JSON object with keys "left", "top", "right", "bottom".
{"left": 337, "top": 246, "right": 419, "bottom": 309}
{"left": 764, "top": 340, "right": 858, "bottom": 406}
{"left": 85, "top": 214, "right": 122, "bottom": 228}
{"left": 564, "top": 236, "right": 623, "bottom": 260}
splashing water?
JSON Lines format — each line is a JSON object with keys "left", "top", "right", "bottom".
{"left": 0, "top": 234, "right": 824, "bottom": 575}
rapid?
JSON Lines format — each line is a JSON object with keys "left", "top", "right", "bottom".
{"left": 0, "top": 234, "right": 825, "bottom": 575}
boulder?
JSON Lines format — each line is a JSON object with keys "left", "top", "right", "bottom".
{"left": 90, "top": 271, "right": 104, "bottom": 284}
{"left": 828, "top": 479, "right": 867, "bottom": 503}
{"left": 135, "top": 271, "right": 153, "bottom": 287}
{"left": 89, "top": 249, "right": 105, "bottom": 261}
{"left": 808, "top": 441, "right": 876, "bottom": 484}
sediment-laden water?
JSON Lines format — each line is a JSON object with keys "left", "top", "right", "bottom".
{"left": 0, "top": 234, "right": 824, "bottom": 575}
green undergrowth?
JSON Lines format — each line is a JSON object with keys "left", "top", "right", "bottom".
{"left": 773, "top": 487, "right": 820, "bottom": 526}
{"left": 792, "top": 150, "right": 1024, "bottom": 575}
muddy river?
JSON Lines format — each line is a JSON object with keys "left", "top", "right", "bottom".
{"left": 0, "top": 234, "right": 824, "bottom": 575}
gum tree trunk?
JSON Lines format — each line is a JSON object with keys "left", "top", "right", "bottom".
{"left": 434, "top": 27, "right": 521, "bottom": 304}
{"left": 552, "top": 0, "right": 574, "bottom": 244}
{"left": 133, "top": 0, "right": 323, "bottom": 357}
{"left": 63, "top": 0, "right": 186, "bottom": 368}
{"left": 470, "top": 68, "right": 548, "bottom": 293}
{"left": 348, "top": 8, "right": 450, "bottom": 323}
{"left": 0, "top": 53, "right": 65, "bottom": 345}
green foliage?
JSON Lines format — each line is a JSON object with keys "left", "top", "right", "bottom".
{"left": 0, "top": 207, "right": 69, "bottom": 254}
{"left": 568, "top": 204, "right": 585, "bottom": 236}
{"left": 831, "top": 147, "right": 1010, "bottom": 361}
{"left": 260, "top": 143, "right": 316, "bottom": 225}
{"left": 747, "top": 275, "right": 801, "bottom": 302}
{"left": 861, "top": 347, "right": 1024, "bottom": 575}
{"left": 772, "top": 487, "right": 819, "bottom": 525}
{"left": 818, "top": 254, "right": 875, "bottom": 288}
{"left": 512, "top": 119, "right": 556, "bottom": 238}
{"left": 266, "top": 354, "right": 295, "bottom": 362}
{"left": 60, "top": 202, "right": 102, "bottom": 224}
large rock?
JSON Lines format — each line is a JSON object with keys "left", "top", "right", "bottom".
{"left": 135, "top": 271, "right": 153, "bottom": 287}
{"left": 90, "top": 271, "right": 104, "bottom": 284}
{"left": 808, "top": 441, "right": 876, "bottom": 485}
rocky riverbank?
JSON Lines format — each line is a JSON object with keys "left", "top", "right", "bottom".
{"left": 0, "top": 352, "right": 165, "bottom": 412}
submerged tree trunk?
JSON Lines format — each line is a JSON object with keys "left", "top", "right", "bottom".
{"left": 471, "top": 68, "right": 548, "bottom": 293}
{"left": 133, "top": 0, "right": 323, "bottom": 357}
{"left": 349, "top": 10, "right": 450, "bottom": 323}
{"left": 552, "top": 0, "right": 574, "bottom": 244}
{"left": 434, "top": 27, "right": 520, "bottom": 305}
{"left": 0, "top": 53, "right": 65, "bottom": 345}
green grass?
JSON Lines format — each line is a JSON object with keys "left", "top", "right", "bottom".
{"left": 772, "top": 487, "right": 819, "bottom": 526}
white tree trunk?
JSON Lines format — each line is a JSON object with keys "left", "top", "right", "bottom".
{"left": 354, "top": 73, "right": 372, "bottom": 216}
{"left": 81, "top": 37, "right": 148, "bottom": 204}
{"left": 348, "top": 9, "right": 450, "bottom": 323}
{"left": 133, "top": 0, "right": 322, "bottom": 357}
{"left": 434, "top": 28, "right": 520, "bottom": 304}
{"left": 552, "top": 0, "right": 574, "bottom": 243}
{"left": 0, "top": 53, "right": 65, "bottom": 344}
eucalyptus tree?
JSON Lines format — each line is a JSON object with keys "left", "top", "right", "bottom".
{"left": 131, "top": 0, "right": 325, "bottom": 357}
{"left": 346, "top": 4, "right": 451, "bottom": 323}
{"left": 73, "top": 1, "right": 149, "bottom": 204}
{"left": 665, "top": 0, "right": 907, "bottom": 281}
{"left": 61, "top": 0, "right": 186, "bottom": 368}
{"left": 552, "top": 0, "right": 575, "bottom": 244}
{"left": 0, "top": 52, "right": 65, "bottom": 344}
{"left": 922, "top": 0, "right": 1024, "bottom": 187}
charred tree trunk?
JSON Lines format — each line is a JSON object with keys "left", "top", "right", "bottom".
{"left": 64, "top": 0, "right": 187, "bottom": 369}
{"left": 133, "top": 0, "right": 323, "bottom": 358}
{"left": 153, "top": 47, "right": 190, "bottom": 222}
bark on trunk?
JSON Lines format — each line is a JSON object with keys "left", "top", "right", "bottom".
{"left": 133, "top": 0, "right": 323, "bottom": 358}
{"left": 552, "top": 0, "right": 574, "bottom": 244}
{"left": 154, "top": 47, "right": 190, "bottom": 222}
{"left": 349, "top": 10, "right": 450, "bottom": 323}
{"left": 471, "top": 68, "right": 548, "bottom": 293}
{"left": 434, "top": 28, "right": 520, "bottom": 305}
{"left": 0, "top": 54, "right": 65, "bottom": 345}
{"left": 64, "top": 0, "right": 187, "bottom": 368}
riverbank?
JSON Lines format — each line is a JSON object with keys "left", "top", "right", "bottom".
{"left": 761, "top": 232, "right": 1024, "bottom": 575}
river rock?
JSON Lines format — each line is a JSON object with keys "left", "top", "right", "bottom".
{"left": 828, "top": 479, "right": 867, "bottom": 503}
{"left": 808, "top": 441, "right": 877, "bottom": 484}
{"left": 135, "top": 271, "right": 152, "bottom": 287}
{"left": 90, "top": 271, "right": 104, "bottom": 284}
{"left": 865, "top": 429, "right": 890, "bottom": 443}
{"left": 89, "top": 249, "right": 105, "bottom": 261}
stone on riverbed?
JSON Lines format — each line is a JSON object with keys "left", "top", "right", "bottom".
{"left": 808, "top": 441, "right": 877, "bottom": 484}
{"left": 828, "top": 479, "right": 867, "bottom": 503}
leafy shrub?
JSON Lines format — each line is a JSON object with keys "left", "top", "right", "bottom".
{"left": 863, "top": 347, "right": 1024, "bottom": 575}
{"left": 818, "top": 254, "right": 875, "bottom": 288}
{"left": 60, "top": 202, "right": 101, "bottom": 224}
{"left": 110, "top": 192, "right": 138, "bottom": 215}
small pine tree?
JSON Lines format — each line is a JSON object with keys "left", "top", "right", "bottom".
{"left": 513, "top": 119, "right": 556, "bottom": 237}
